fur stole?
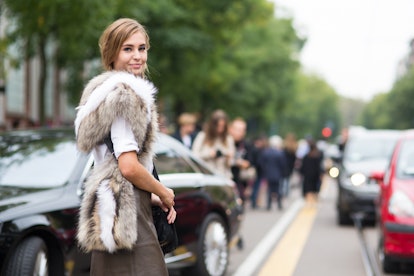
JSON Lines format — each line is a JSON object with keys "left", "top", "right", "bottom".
{"left": 75, "top": 71, "right": 159, "bottom": 253}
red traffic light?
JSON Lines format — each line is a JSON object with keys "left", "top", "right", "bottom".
{"left": 322, "top": 127, "right": 332, "bottom": 138}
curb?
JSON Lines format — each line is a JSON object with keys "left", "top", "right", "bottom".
{"left": 232, "top": 198, "right": 304, "bottom": 276}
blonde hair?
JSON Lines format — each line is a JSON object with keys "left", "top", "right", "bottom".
{"left": 178, "top": 113, "right": 197, "bottom": 126}
{"left": 99, "top": 18, "right": 150, "bottom": 77}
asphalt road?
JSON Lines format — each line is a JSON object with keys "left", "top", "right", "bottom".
{"left": 226, "top": 174, "right": 414, "bottom": 276}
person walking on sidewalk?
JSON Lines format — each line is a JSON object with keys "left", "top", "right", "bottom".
{"left": 260, "top": 135, "right": 287, "bottom": 210}
{"left": 250, "top": 135, "right": 267, "bottom": 209}
{"left": 299, "top": 139, "right": 324, "bottom": 207}
{"left": 229, "top": 117, "right": 254, "bottom": 206}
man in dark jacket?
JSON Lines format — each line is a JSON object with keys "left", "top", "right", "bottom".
{"left": 260, "top": 135, "right": 288, "bottom": 210}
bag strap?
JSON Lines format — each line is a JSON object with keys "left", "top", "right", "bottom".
{"left": 103, "top": 132, "right": 159, "bottom": 180}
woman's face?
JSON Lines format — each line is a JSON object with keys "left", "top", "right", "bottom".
{"left": 216, "top": 119, "right": 226, "bottom": 134}
{"left": 113, "top": 31, "right": 148, "bottom": 77}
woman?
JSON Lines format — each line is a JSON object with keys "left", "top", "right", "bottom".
{"left": 300, "top": 139, "right": 324, "bottom": 207}
{"left": 75, "top": 18, "right": 176, "bottom": 275}
{"left": 192, "top": 109, "right": 235, "bottom": 179}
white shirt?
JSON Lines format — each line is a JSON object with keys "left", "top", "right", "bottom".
{"left": 92, "top": 117, "right": 139, "bottom": 165}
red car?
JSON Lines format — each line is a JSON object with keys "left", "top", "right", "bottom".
{"left": 371, "top": 130, "right": 414, "bottom": 273}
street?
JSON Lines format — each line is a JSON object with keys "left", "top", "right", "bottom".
{"left": 226, "top": 174, "right": 414, "bottom": 276}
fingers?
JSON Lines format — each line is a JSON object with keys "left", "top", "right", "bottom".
{"left": 167, "top": 207, "right": 177, "bottom": 224}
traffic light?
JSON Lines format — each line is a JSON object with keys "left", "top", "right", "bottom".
{"left": 322, "top": 127, "right": 332, "bottom": 138}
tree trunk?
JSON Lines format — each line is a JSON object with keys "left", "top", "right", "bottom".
{"left": 53, "top": 66, "right": 60, "bottom": 126}
{"left": 24, "top": 52, "right": 31, "bottom": 126}
{"left": 38, "top": 36, "right": 47, "bottom": 125}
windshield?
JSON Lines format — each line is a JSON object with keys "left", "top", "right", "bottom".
{"left": 344, "top": 135, "right": 397, "bottom": 162}
{"left": 0, "top": 135, "right": 79, "bottom": 188}
{"left": 397, "top": 139, "right": 414, "bottom": 179}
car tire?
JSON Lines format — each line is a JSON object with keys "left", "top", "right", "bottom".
{"left": 5, "top": 236, "right": 49, "bottom": 276}
{"left": 378, "top": 237, "right": 400, "bottom": 273}
{"left": 192, "top": 213, "right": 229, "bottom": 276}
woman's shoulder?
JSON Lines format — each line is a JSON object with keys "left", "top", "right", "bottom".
{"left": 80, "top": 71, "right": 157, "bottom": 106}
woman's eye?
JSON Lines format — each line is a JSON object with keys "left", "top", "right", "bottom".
{"left": 123, "top": 47, "right": 132, "bottom": 52}
{"left": 139, "top": 45, "right": 147, "bottom": 51}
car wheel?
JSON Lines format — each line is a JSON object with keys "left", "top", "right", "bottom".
{"left": 193, "top": 213, "right": 229, "bottom": 276}
{"left": 378, "top": 237, "right": 400, "bottom": 273}
{"left": 5, "top": 236, "right": 49, "bottom": 276}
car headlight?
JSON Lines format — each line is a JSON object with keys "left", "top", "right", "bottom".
{"left": 329, "top": 166, "right": 339, "bottom": 178}
{"left": 389, "top": 190, "right": 414, "bottom": 217}
{"left": 350, "top": 173, "right": 366, "bottom": 186}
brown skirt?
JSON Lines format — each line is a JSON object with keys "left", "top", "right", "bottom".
{"left": 90, "top": 188, "right": 167, "bottom": 276}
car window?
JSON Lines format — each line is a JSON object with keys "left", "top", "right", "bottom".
{"left": 0, "top": 139, "right": 79, "bottom": 188}
{"left": 345, "top": 136, "right": 397, "bottom": 162}
{"left": 189, "top": 156, "right": 214, "bottom": 175}
{"left": 396, "top": 139, "right": 414, "bottom": 179}
{"left": 154, "top": 142, "right": 195, "bottom": 174}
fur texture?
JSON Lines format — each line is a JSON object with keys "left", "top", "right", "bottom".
{"left": 75, "top": 71, "right": 159, "bottom": 253}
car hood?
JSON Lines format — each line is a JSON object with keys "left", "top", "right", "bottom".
{"left": 343, "top": 158, "right": 388, "bottom": 175}
{"left": 159, "top": 173, "right": 234, "bottom": 189}
{"left": 0, "top": 185, "right": 65, "bottom": 221}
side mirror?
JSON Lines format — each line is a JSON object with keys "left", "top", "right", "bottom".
{"left": 370, "top": 170, "right": 386, "bottom": 190}
{"left": 370, "top": 170, "right": 384, "bottom": 182}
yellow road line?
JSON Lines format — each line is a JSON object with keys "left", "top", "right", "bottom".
{"left": 258, "top": 205, "right": 317, "bottom": 276}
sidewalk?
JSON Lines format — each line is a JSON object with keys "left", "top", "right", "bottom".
{"left": 231, "top": 174, "right": 330, "bottom": 276}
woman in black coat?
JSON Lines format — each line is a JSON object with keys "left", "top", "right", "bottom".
{"left": 299, "top": 140, "right": 324, "bottom": 206}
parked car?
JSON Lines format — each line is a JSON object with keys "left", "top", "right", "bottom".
{"left": 371, "top": 130, "right": 414, "bottom": 273}
{"left": 0, "top": 128, "right": 243, "bottom": 276}
{"left": 336, "top": 129, "right": 402, "bottom": 225}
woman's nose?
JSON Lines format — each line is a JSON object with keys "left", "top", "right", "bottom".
{"left": 133, "top": 49, "right": 142, "bottom": 59}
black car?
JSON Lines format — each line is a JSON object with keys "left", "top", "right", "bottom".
{"left": 0, "top": 128, "right": 243, "bottom": 276}
{"left": 336, "top": 129, "right": 402, "bottom": 225}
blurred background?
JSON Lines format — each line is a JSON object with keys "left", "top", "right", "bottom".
{"left": 0, "top": 0, "right": 413, "bottom": 141}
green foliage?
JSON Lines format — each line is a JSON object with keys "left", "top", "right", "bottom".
{"left": 360, "top": 68, "right": 414, "bottom": 130}
{"left": 358, "top": 93, "right": 391, "bottom": 129}
{"left": 3, "top": 0, "right": 344, "bottom": 139}
{"left": 388, "top": 68, "right": 414, "bottom": 129}
{"left": 282, "top": 72, "right": 341, "bottom": 139}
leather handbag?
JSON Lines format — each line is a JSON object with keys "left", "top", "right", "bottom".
{"left": 151, "top": 165, "right": 178, "bottom": 254}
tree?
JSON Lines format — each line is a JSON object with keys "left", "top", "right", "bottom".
{"left": 359, "top": 93, "right": 391, "bottom": 129}
{"left": 282, "top": 72, "right": 341, "bottom": 139}
{"left": 388, "top": 68, "right": 414, "bottom": 129}
{"left": 2, "top": 0, "right": 116, "bottom": 124}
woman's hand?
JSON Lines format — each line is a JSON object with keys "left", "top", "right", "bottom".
{"left": 151, "top": 193, "right": 177, "bottom": 224}
{"left": 167, "top": 207, "right": 177, "bottom": 224}
{"left": 161, "top": 187, "right": 175, "bottom": 209}
{"left": 156, "top": 187, "right": 175, "bottom": 209}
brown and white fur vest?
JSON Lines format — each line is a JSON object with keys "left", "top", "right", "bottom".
{"left": 75, "top": 71, "right": 159, "bottom": 253}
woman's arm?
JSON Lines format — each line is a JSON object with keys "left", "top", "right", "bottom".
{"left": 118, "top": 151, "right": 175, "bottom": 209}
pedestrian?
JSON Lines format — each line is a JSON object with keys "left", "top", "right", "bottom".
{"left": 299, "top": 139, "right": 324, "bottom": 207}
{"left": 74, "top": 18, "right": 176, "bottom": 276}
{"left": 260, "top": 135, "right": 287, "bottom": 211}
{"left": 249, "top": 134, "right": 267, "bottom": 209}
{"left": 171, "top": 112, "right": 198, "bottom": 149}
{"left": 281, "top": 132, "right": 298, "bottom": 197}
{"left": 338, "top": 127, "right": 349, "bottom": 153}
{"left": 192, "top": 109, "right": 235, "bottom": 179}
{"left": 229, "top": 117, "right": 254, "bottom": 206}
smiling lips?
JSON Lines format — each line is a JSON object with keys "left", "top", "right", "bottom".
{"left": 130, "top": 64, "right": 141, "bottom": 69}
